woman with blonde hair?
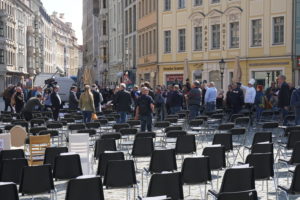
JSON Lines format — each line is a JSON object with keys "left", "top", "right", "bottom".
{"left": 79, "top": 85, "right": 96, "bottom": 123}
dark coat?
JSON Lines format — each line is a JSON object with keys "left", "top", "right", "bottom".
{"left": 113, "top": 90, "right": 132, "bottom": 112}
{"left": 278, "top": 82, "right": 290, "bottom": 108}
{"left": 169, "top": 91, "right": 183, "bottom": 107}
{"left": 50, "top": 92, "right": 61, "bottom": 109}
{"left": 69, "top": 91, "right": 79, "bottom": 110}
{"left": 92, "top": 90, "right": 101, "bottom": 108}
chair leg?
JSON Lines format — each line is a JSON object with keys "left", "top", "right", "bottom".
{"left": 267, "top": 180, "right": 269, "bottom": 200}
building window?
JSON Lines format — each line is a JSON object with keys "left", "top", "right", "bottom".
{"left": 164, "top": 30, "right": 171, "bottom": 53}
{"left": 211, "top": 0, "right": 220, "bottom": 3}
{"left": 0, "top": 21, "right": 4, "bottom": 37}
{"left": 251, "top": 19, "right": 262, "bottom": 47}
{"left": 0, "top": 49, "right": 4, "bottom": 64}
{"left": 211, "top": 24, "right": 220, "bottom": 49}
{"left": 178, "top": 0, "right": 185, "bottom": 9}
{"left": 103, "top": 0, "right": 106, "bottom": 8}
{"left": 103, "top": 20, "right": 107, "bottom": 35}
{"left": 230, "top": 22, "right": 239, "bottom": 48}
{"left": 273, "top": 16, "right": 284, "bottom": 45}
{"left": 164, "top": 0, "right": 171, "bottom": 11}
{"left": 194, "top": 27, "right": 202, "bottom": 51}
{"left": 178, "top": 29, "right": 186, "bottom": 52}
{"left": 194, "top": 0, "right": 202, "bottom": 6}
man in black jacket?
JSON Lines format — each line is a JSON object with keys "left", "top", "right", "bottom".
{"left": 50, "top": 86, "right": 61, "bottom": 121}
{"left": 91, "top": 84, "right": 103, "bottom": 112}
{"left": 22, "top": 94, "right": 44, "bottom": 121}
{"left": 113, "top": 83, "right": 132, "bottom": 123}
{"left": 69, "top": 86, "right": 79, "bottom": 110}
{"left": 170, "top": 85, "right": 183, "bottom": 114}
{"left": 277, "top": 75, "right": 290, "bottom": 124}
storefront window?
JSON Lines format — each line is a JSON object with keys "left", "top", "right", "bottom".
{"left": 166, "top": 74, "right": 183, "bottom": 86}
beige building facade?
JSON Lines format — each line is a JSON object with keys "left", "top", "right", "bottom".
{"left": 158, "top": 0, "right": 293, "bottom": 89}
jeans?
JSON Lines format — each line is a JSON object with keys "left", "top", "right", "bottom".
{"left": 117, "top": 111, "right": 127, "bottom": 123}
{"left": 281, "top": 108, "right": 289, "bottom": 125}
{"left": 4, "top": 99, "right": 12, "bottom": 112}
{"left": 256, "top": 106, "right": 264, "bottom": 122}
{"left": 206, "top": 102, "right": 216, "bottom": 112}
{"left": 295, "top": 108, "right": 300, "bottom": 125}
{"left": 170, "top": 106, "right": 181, "bottom": 114}
{"left": 156, "top": 106, "right": 165, "bottom": 121}
{"left": 83, "top": 111, "right": 92, "bottom": 123}
{"left": 140, "top": 114, "right": 152, "bottom": 132}
{"left": 189, "top": 105, "right": 200, "bottom": 120}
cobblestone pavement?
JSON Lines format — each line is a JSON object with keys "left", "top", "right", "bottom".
{"left": 0, "top": 108, "right": 295, "bottom": 199}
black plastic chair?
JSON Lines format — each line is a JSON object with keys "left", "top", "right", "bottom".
{"left": 131, "top": 137, "right": 154, "bottom": 158}
{"left": 30, "top": 119, "right": 45, "bottom": 127}
{"left": 245, "top": 153, "right": 275, "bottom": 199}
{"left": 43, "top": 147, "right": 68, "bottom": 168}
{"left": 217, "top": 189, "right": 258, "bottom": 200}
{"left": 19, "top": 164, "right": 55, "bottom": 198}
{"left": 97, "top": 152, "right": 125, "bottom": 177}
{"left": 68, "top": 123, "right": 86, "bottom": 133}
{"left": 146, "top": 172, "right": 183, "bottom": 200}
{"left": 0, "top": 149, "right": 25, "bottom": 161}
{"left": 29, "top": 126, "right": 47, "bottom": 135}
{"left": 277, "top": 164, "right": 300, "bottom": 199}
{"left": 208, "top": 167, "right": 255, "bottom": 199}
{"left": 65, "top": 176, "right": 104, "bottom": 200}
{"left": 175, "top": 135, "right": 196, "bottom": 157}
{"left": 279, "top": 142, "right": 300, "bottom": 167}
{"left": 103, "top": 160, "right": 138, "bottom": 200}
{"left": 136, "top": 132, "right": 156, "bottom": 139}
{"left": 0, "top": 182, "right": 19, "bottom": 200}
{"left": 94, "top": 139, "right": 117, "bottom": 159}
{"left": 127, "top": 120, "right": 141, "bottom": 127}
{"left": 46, "top": 121, "right": 63, "bottom": 129}
{"left": 165, "top": 126, "right": 183, "bottom": 133}
{"left": 112, "top": 123, "right": 130, "bottom": 132}
{"left": 77, "top": 129, "right": 97, "bottom": 136}
{"left": 181, "top": 157, "right": 212, "bottom": 198}
{"left": 0, "top": 158, "right": 28, "bottom": 184}
{"left": 147, "top": 149, "right": 177, "bottom": 173}
{"left": 85, "top": 122, "right": 101, "bottom": 129}
{"left": 100, "top": 132, "right": 122, "bottom": 140}
{"left": 53, "top": 154, "right": 83, "bottom": 180}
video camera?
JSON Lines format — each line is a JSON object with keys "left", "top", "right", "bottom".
{"left": 45, "top": 78, "right": 57, "bottom": 88}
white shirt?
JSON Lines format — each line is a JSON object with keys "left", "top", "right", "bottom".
{"left": 241, "top": 85, "right": 256, "bottom": 104}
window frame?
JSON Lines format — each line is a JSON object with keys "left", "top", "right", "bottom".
{"left": 164, "top": 30, "right": 171, "bottom": 53}
{"left": 193, "top": 26, "right": 203, "bottom": 51}
{"left": 272, "top": 16, "right": 285, "bottom": 46}
{"left": 250, "top": 18, "right": 263, "bottom": 47}
{"left": 164, "top": 0, "right": 171, "bottom": 11}
{"left": 178, "top": 28, "right": 186, "bottom": 52}
{"left": 229, "top": 21, "right": 240, "bottom": 49}
{"left": 211, "top": 24, "right": 221, "bottom": 50}
{"left": 178, "top": 0, "right": 185, "bottom": 9}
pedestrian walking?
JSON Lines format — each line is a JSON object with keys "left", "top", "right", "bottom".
{"left": 230, "top": 83, "right": 244, "bottom": 114}
{"left": 241, "top": 79, "right": 256, "bottom": 111}
{"left": 290, "top": 87, "right": 300, "bottom": 125}
{"left": 44, "top": 88, "right": 52, "bottom": 111}
{"left": 13, "top": 87, "right": 24, "bottom": 114}
{"left": 79, "top": 85, "right": 96, "bottom": 123}
{"left": 154, "top": 86, "right": 165, "bottom": 121}
{"left": 2, "top": 85, "right": 14, "bottom": 112}
{"left": 254, "top": 85, "right": 265, "bottom": 122}
{"left": 187, "top": 81, "right": 202, "bottom": 120}
{"left": 91, "top": 84, "right": 103, "bottom": 113}
{"left": 135, "top": 87, "right": 154, "bottom": 132}
{"left": 50, "top": 86, "right": 62, "bottom": 121}
{"left": 113, "top": 83, "right": 132, "bottom": 123}
{"left": 204, "top": 82, "right": 217, "bottom": 112}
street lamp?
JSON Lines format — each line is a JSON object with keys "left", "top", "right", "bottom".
{"left": 219, "top": 58, "right": 226, "bottom": 89}
{"left": 103, "top": 68, "right": 108, "bottom": 87}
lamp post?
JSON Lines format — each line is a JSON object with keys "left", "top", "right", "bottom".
{"left": 219, "top": 58, "right": 226, "bottom": 89}
{"left": 103, "top": 68, "right": 108, "bottom": 87}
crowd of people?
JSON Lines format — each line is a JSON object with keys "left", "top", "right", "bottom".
{"left": 2, "top": 74, "right": 300, "bottom": 129}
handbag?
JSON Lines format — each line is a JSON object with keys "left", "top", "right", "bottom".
{"left": 92, "top": 113, "right": 98, "bottom": 120}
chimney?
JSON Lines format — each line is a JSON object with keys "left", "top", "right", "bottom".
{"left": 59, "top": 13, "right": 64, "bottom": 19}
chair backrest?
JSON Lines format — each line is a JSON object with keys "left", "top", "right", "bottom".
{"left": 154, "top": 121, "right": 170, "bottom": 128}
{"left": 100, "top": 132, "right": 122, "bottom": 140}
{"left": 189, "top": 119, "right": 204, "bottom": 127}
{"left": 290, "top": 142, "right": 300, "bottom": 164}
{"left": 219, "top": 167, "right": 255, "bottom": 193}
{"left": 217, "top": 190, "right": 258, "bottom": 200}
{"left": 53, "top": 154, "right": 83, "bottom": 180}
{"left": 30, "top": 119, "right": 45, "bottom": 127}
{"left": 213, "top": 134, "right": 233, "bottom": 151}
{"left": 234, "top": 117, "right": 250, "bottom": 126}
{"left": 175, "top": 135, "right": 196, "bottom": 154}
{"left": 0, "top": 158, "right": 28, "bottom": 184}
{"left": 262, "top": 122, "right": 278, "bottom": 129}
{"left": 230, "top": 114, "right": 244, "bottom": 122}
{"left": 252, "top": 132, "right": 272, "bottom": 145}
{"left": 0, "top": 133, "right": 11, "bottom": 150}
{"left": 69, "top": 134, "right": 89, "bottom": 157}
{"left": 290, "top": 164, "right": 300, "bottom": 193}
{"left": 43, "top": 147, "right": 68, "bottom": 167}
{"left": 166, "top": 130, "right": 187, "bottom": 138}
{"left": 39, "top": 130, "right": 59, "bottom": 137}
{"left": 147, "top": 172, "right": 183, "bottom": 200}
{"left": 119, "top": 128, "right": 138, "bottom": 136}
{"left": 127, "top": 120, "right": 141, "bottom": 127}
{"left": 85, "top": 122, "right": 101, "bottom": 129}
{"left": 246, "top": 153, "right": 274, "bottom": 180}
{"left": 97, "top": 152, "right": 125, "bottom": 176}
{"left": 287, "top": 131, "right": 300, "bottom": 149}
{"left": 103, "top": 160, "right": 137, "bottom": 188}
{"left": 0, "top": 149, "right": 25, "bottom": 161}
{"left": 251, "top": 143, "right": 274, "bottom": 155}
{"left": 165, "top": 126, "right": 182, "bottom": 133}
{"left": 217, "top": 123, "right": 235, "bottom": 131}
{"left": 230, "top": 128, "right": 246, "bottom": 136}
{"left": 46, "top": 121, "right": 63, "bottom": 129}
{"left": 9, "top": 125, "right": 27, "bottom": 147}
{"left": 112, "top": 123, "right": 130, "bottom": 132}
{"left": 19, "top": 164, "right": 54, "bottom": 195}
{"left": 149, "top": 149, "right": 177, "bottom": 173}
{"left": 131, "top": 137, "right": 154, "bottom": 157}
{"left": 77, "top": 129, "right": 97, "bottom": 136}
{"left": 181, "top": 157, "right": 211, "bottom": 184}
{"left": 202, "top": 146, "right": 226, "bottom": 170}
{"left": 0, "top": 182, "right": 19, "bottom": 200}
{"left": 94, "top": 139, "right": 117, "bottom": 159}
{"left": 136, "top": 132, "right": 156, "bottom": 138}
{"left": 68, "top": 124, "right": 86, "bottom": 131}
{"left": 29, "top": 127, "right": 47, "bottom": 135}
{"left": 65, "top": 176, "right": 104, "bottom": 200}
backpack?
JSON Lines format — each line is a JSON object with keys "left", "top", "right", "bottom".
{"left": 139, "top": 97, "right": 150, "bottom": 115}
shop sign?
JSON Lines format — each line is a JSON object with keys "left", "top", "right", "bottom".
{"left": 249, "top": 62, "right": 289, "bottom": 67}
{"left": 163, "top": 66, "right": 184, "bottom": 71}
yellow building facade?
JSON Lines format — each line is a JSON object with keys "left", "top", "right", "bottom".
{"left": 157, "top": 0, "right": 293, "bottom": 89}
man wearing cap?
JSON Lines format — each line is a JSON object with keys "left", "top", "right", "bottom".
{"left": 50, "top": 86, "right": 61, "bottom": 121}
{"left": 241, "top": 79, "right": 256, "bottom": 111}
{"left": 187, "top": 81, "right": 202, "bottom": 119}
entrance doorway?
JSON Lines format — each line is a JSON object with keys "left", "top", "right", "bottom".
{"left": 252, "top": 70, "right": 282, "bottom": 88}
